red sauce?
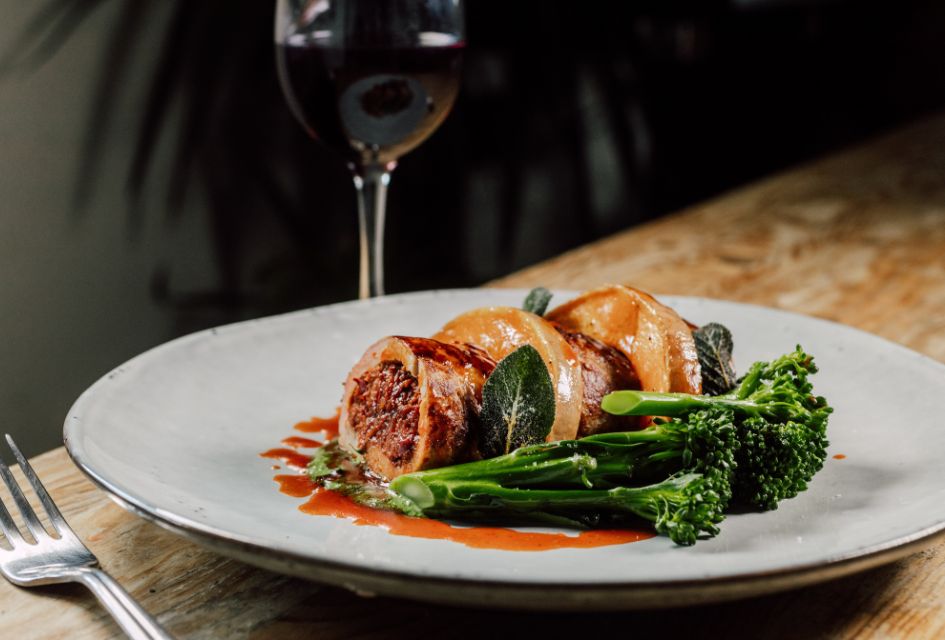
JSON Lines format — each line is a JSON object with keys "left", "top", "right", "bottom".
{"left": 294, "top": 410, "right": 341, "bottom": 438}
{"left": 282, "top": 436, "right": 322, "bottom": 449}
{"left": 296, "top": 487, "right": 652, "bottom": 551}
{"left": 274, "top": 474, "right": 318, "bottom": 497}
{"left": 266, "top": 410, "right": 654, "bottom": 552}
{"left": 260, "top": 448, "right": 312, "bottom": 470}
{"left": 833, "top": 453, "right": 847, "bottom": 460}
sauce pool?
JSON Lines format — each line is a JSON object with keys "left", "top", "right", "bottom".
{"left": 282, "top": 436, "right": 322, "bottom": 449}
{"left": 275, "top": 474, "right": 318, "bottom": 497}
{"left": 264, "top": 412, "right": 654, "bottom": 551}
{"left": 260, "top": 448, "right": 312, "bottom": 470}
{"left": 300, "top": 488, "right": 653, "bottom": 551}
{"left": 833, "top": 453, "right": 847, "bottom": 460}
{"left": 294, "top": 410, "right": 340, "bottom": 438}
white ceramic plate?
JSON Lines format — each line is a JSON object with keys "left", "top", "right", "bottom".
{"left": 64, "top": 289, "right": 945, "bottom": 609}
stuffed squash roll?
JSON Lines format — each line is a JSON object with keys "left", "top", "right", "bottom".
{"left": 434, "top": 306, "right": 640, "bottom": 439}
{"left": 547, "top": 284, "right": 702, "bottom": 395}
{"left": 339, "top": 336, "right": 495, "bottom": 479}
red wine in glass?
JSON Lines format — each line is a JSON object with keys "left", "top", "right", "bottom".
{"left": 277, "top": 35, "right": 464, "bottom": 167}
{"left": 275, "top": 0, "right": 465, "bottom": 299}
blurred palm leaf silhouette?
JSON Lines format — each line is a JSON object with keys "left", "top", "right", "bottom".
{"left": 8, "top": 0, "right": 942, "bottom": 334}
{"left": 2, "top": 1, "right": 413, "bottom": 327}
{"left": 1, "top": 0, "right": 628, "bottom": 332}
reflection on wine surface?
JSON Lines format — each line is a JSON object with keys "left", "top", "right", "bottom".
{"left": 277, "top": 34, "right": 463, "bottom": 167}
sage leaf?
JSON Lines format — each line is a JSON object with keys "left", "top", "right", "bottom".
{"left": 522, "top": 287, "right": 553, "bottom": 316}
{"left": 324, "top": 478, "right": 424, "bottom": 517}
{"left": 479, "top": 344, "right": 556, "bottom": 458}
{"left": 693, "top": 322, "right": 737, "bottom": 396}
{"left": 307, "top": 441, "right": 423, "bottom": 516}
{"left": 307, "top": 440, "right": 353, "bottom": 479}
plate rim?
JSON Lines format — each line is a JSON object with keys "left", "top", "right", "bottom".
{"left": 62, "top": 287, "right": 945, "bottom": 608}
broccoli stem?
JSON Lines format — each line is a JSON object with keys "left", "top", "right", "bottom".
{"left": 390, "top": 472, "right": 724, "bottom": 546}
{"left": 601, "top": 390, "right": 766, "bottom": 418}
{"left": 393, "top": 423, "right": 706, "bottom": 492}
{"left": 602, "top": 348, "right": 829, "bottom": 425}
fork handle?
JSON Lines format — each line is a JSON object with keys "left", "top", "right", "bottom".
{"left": 77, "top": 568, "right": 173, "bottom": 640}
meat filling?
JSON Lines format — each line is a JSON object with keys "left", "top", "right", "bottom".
{"left": 348, "top": 361, "right": 422, "bottom": 465}
{"left": 554, "top": 326, "right": 641, "bottom": 436}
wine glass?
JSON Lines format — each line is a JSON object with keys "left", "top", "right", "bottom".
{"left": 274, "top": 0, "right": 465, "bottom": 299}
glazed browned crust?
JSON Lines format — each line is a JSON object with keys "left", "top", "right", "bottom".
{"left": 432, "top": 306, "right": 584, "bottom": 443}
{"left": 395, "top": 337, "right": 495, "bottom": 377}
{"left": 546, "top": 285, "right": 702, "bottom": 395}
{"left": 552, "top": 325, "right": 642, "bottom": 436}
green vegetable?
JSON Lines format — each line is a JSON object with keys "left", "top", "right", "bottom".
{"left": 307, "top": 440, "right": 360, "bottom": 479}
{"left": 307, "top": 442, "right": 423, "bottom": 516}
{"left": 392, "top": 471, "right": 726, "bottom": 546}
{"left": 397, "top": 408, "right": 736, "bottom": 491}
{"left": 479, "top": 345, "right": 556, "bottom": 458}
{"left": 603, "top": 346, "right": 832, "bottom": 510}
{"left": 522, "top": 287, "right": 553, "bottom": 315}
{"left": 693, "top": 322, "right": 737, "bottom": 395}
{"left": 389, "top": 408, "right": 738, "bottom": 545}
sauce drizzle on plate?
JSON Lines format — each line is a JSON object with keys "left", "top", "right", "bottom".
{"left": 264, "top": 413, "right": 654, "bottom": 551}
{"left": 282, "top": 436, "right": 322, "bottom": 449}
{"left": 260, "top": 448, "right": 311, "bottom": 470}
{"left": 300, "top": 487, "right": 653, "bottom": 551}
{"left": 294, "top": 410, "right": 341, "bottom": 438}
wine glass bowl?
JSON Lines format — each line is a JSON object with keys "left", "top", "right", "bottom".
{"left": 275, "top": 0, "right": 465, "bottom": 298}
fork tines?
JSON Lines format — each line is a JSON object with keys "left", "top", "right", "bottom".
{"left": 0, "top": 435, "right": 68, "bottom": 545}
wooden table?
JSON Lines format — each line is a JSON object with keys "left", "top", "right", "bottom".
{"left": 7, "top": 113, "right": 945, "bottom": 639}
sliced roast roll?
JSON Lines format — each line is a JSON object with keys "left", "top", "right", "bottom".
{"left": 552, "top": 324, "right": 642, "bottom": 436}
{"left": 433, "top": 307, "right": 584, "bottom": 442}
{"left": 546, "top": 284, "right": 702, "bottom": 394}
{"left": 339, "top": 336, "right": 495, "bottom": 479}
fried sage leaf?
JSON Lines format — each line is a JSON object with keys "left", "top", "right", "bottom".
{"left": 307, "top": 441, "right": 422, "bottom": 516}
{"left": 522, "top": 287, "right": 553, "bottom": 316}
{"left": 693, "top": 322, "right": 737, "bottom": 396}
{"left": 480, "top": 344, "right": 556, "bottom": 458}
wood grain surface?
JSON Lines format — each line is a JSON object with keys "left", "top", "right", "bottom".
{"left": 5, "top": 114, "right": 945, "bottom": 639}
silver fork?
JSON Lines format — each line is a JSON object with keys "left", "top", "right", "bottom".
{"left": 0, "top": 435, "right": 172, "bottom": 639}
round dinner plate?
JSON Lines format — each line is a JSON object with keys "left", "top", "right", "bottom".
{"left": 64, "top": 289, "right": 945, "bottom": 609}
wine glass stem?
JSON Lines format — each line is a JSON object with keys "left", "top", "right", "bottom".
{"left": 353, "top": 163, "right": 393, "bottom": 299}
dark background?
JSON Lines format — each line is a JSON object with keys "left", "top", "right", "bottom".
{"left": 41, "top": 0, "right": 945, "bottom": 328}
{"left": 1, "top": 0, "right": 944, "bottom": 455}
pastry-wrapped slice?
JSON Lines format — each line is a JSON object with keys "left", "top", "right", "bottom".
{"left": 547, "top": 284, "right": 702, "bottom": 394}
{"left": 339, "top": 336, "right": 495, "bottom": 479}
{"left": 552, "top": 324, "right": 642, "bottom": 436}
{"left": 433, "top": 307, "right": 584, "bottom": 442}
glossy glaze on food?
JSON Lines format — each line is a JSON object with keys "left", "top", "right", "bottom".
{"left": 339, "top": 285, "right": 700, "bottom": 479}
{"left": 433, "top": 306, "right": 585, "bottom": 442}
{"left": 553, "top": 324, "right": 642, "bottom": 436}
{"left": 547, "top": 285, "right": 702, "bottom": 395}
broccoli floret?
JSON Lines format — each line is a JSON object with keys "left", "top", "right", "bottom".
{"left": 602, "top": 346, "right": 832, "bottom": 511}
